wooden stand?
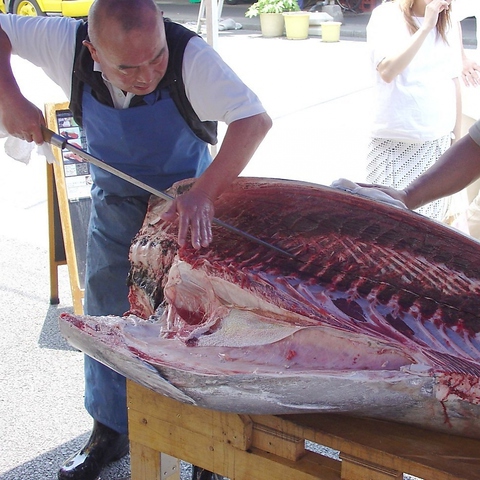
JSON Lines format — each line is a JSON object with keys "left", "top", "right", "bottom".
{"left": 45, "top": 102, "right": 91, "bottom": 314}
{"left": 127, "top": 380, "right": 480, "bottom": 480}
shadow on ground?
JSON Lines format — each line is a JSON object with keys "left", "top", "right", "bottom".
{"left": 38, "top": 305, "right": 77, "bottom": 351}
{"left": 0, "top": 432, "right": 130, "bottom": 480}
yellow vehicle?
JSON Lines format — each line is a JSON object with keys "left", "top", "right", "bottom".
{"left": 1, "top": 0, "right": 92, "bottom": 17}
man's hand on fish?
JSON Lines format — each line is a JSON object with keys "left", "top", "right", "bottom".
{"left": 356, "top": 183, "right": 408, "bottom": 206}
{"left": 331, "top": 178, "right": 408, "bottom": 209}
{"left": 160, "top": 188, "right": 214, "bottom": 249}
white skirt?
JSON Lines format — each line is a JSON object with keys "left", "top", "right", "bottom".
{"left": 366, "top": 135, "right": 451, "bottom": 221}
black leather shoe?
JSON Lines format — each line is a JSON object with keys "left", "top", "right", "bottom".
{"left": 58, "top": 420, "right": 129, "bottom": 480}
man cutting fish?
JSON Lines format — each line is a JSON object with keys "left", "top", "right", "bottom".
{"left": 0, "top": 0, "right": 272, "bottom": 478}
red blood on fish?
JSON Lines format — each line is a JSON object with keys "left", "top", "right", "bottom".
{"left": 286, "top": 350, "right": 297, "bottom": 360}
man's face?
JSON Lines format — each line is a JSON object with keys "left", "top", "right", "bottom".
{"left": 84, "top": 14, "right": 169, "bottom": 95}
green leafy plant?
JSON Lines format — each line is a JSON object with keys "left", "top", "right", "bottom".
{"left": 245, "top": 0, "right": 300, "bottom": 17}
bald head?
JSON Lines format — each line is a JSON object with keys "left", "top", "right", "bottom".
{"left": 88, "top": 0, "right": 160, "bottom": 46}
{"left": 83, "top": 0, "right": 169, "bottom": 95}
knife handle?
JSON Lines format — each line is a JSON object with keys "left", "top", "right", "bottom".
{"left": 41, "top": 125, "right": 67, "bottom": 149}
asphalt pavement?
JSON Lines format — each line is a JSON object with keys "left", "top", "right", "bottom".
{"left": 0, "top": 5, "right": 478, "bottom": 480}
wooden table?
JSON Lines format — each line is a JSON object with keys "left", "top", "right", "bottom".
{"left": 127, "top": 380, "right": 480, "bottom": 480}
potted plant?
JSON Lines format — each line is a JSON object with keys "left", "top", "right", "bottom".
{"left": 245, "top": 0, "right": 300, "bottom": 37}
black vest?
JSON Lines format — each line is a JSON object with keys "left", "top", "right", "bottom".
{"left": 69, "top": 20, "right": 218, "bottom": 145}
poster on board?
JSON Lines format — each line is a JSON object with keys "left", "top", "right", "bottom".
{"left": 56, "top": 110, "right": 92, "bottom": 201}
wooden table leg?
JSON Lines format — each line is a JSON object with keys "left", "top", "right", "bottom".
{"left": 130, "top": 441, "right": 180, "bottom": 480}
{"left": 130, "top": 441, "right": 160, "bottom": 480}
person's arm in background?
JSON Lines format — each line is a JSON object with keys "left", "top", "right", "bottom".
{"left": 377, "top": 0, "right": 449, "bottom": 83}
{"left": 362, "top": 126, "right": 480, "bottom": 209}
{"left": 0, "top": 24, "right": 45, "bottom": 144}
{"left": 403, "top": 133, "right": 480, "bottom": 209}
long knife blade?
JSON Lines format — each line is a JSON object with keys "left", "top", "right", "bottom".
{"left": 42, "top": 126, "right": 297, "bottom": 259}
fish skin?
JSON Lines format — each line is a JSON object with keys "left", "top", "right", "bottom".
{"left": 60, "top": 178, "right": 480, "bottom": 438}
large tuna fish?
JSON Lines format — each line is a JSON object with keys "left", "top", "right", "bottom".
{"left": 60, "top": 178, "right": 480, "bottom": 439}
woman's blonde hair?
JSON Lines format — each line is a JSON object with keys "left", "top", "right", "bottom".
{"left": 397, "top": 0, "right": 451, "bottom": 42}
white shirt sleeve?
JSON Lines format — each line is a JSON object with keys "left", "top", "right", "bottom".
{"left": 367, "top": 3, "right": 407, "bottom": 69}
{"left": 0, "top": 15, "right": 79, "bottom": 98}
{"left": 182, "top": 36, "right": 266, "bottom": 125}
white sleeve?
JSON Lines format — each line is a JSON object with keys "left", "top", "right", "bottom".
{"left": 0, "top": 15, "right": 80, "bottom": 98}
{"left": 182, "top": 36, "right": 266, "bottom": 125}
{"left": 367, "top": 4, "right": 406, "bottom": 69}
{"left": 446, "top": 21, "right": 463, "bottom": 78}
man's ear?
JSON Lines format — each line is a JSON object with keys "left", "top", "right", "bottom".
{"left": 82, "top": 40, "right": 99, "bottom": 62}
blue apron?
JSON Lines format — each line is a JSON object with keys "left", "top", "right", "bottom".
{"left": 82, "top": 85, "right": 211, "bottom": 433}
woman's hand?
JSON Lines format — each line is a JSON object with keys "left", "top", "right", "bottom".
{"left": 422, "top": 0, "right": 451, "bottom": 32}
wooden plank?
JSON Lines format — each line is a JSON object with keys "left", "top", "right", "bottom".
{"left": 130, "top": 441, "right": 161, "bottom": 480}
{"left": 127, "top": 381, "right": 252, "bottom": 450}
{"left": 129, "top": 408, "right": 340, "bottom": 480}
{"left": 252, "top": 414, "right": 312, "bottom": 443}
{"left": 340, "top": 453, "right": 402, "bottom": 480}
{"left": 231, "top": 448, "right": 341, "bottom": 480}
{"left": 252, "top": 422, "right": 306, "bottom": 461}
{"left": 129, "top": 406, "right": 256, "bottom": 478}
{"left": 281, "top": 413, "right": 480, "bottom": 480}
{"left": 46, "top": 161, "right": 65, "bottom": 305}
{"left": 127, "top": 381, "right": 341, "bottom": 480}
{"left": 130, "top": 442, "right": 180, "bottom": 480}
{"left": 128, "top": 381, "right": 480, "bottom": 480}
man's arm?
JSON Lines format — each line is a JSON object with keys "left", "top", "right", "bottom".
{"left": 359, "top": 125, "right": 480, "bottom": 209}
{"left": 161, "top": 112, "right": 272, "bottom": 249}
{"left": 0, "top": 24, "right": 45, "bottom": 144}
{"left": 403, "top": 132, "right": 480, "bottom": 210}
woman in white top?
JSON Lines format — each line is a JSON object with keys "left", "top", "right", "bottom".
{"left": 366, "top": 0, "right": 462, "bottom": 221}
